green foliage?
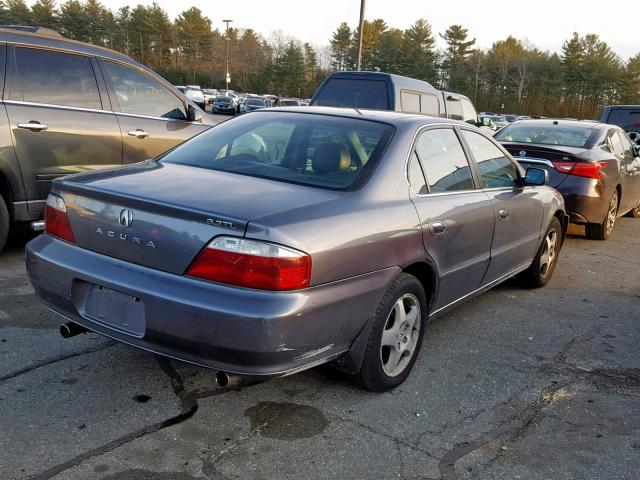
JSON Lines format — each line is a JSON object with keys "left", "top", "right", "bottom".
{"left": 0, "top": 0, "right": 636, "bottom": 115}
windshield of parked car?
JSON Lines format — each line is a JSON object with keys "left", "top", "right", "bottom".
{"left": 495, "top": 124, "right": 594, "bottom": 148}
{"left": 215, "top": 96, "right": 233, "bottom": 103}
{"left": 162, "top": 112, "right": 394, "bottom": 190}
{"left": 312, "top": 78, "right": 390, "bottom": 110}
{"left": 246, "top": 98, "right": 266, "bottom": 106}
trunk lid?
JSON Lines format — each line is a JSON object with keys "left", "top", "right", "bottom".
{"left": 57, "top": 161, "right": 342, "bottom": 274}
{"left": 501, "top": 143, "right": 588, "bottom": 187}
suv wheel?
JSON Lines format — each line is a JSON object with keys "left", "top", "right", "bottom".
{"left": 520, "top": 217, "right": 562, "bottom": 288}
{"left": 354, "top": 273, "right": 427, "bottom": 392}
{"left": 586, "top": 191, "right": 618, "bottom": 240}
{"left": 0, "top": 195, "right": 9, "bottom": 253}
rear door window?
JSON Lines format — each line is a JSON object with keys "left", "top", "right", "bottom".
{"left": 311, "top": 78, "right": 390, "bottom": 110}
{"left": 9, "top": 47, "right": 102, "bottom": 110}
{"left": 415, "top": 128, "right": 474, "bottom": 193}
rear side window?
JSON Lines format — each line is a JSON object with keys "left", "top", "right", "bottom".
{"left": 164, "top": 112, "right": 394, "bottom": 190}
{"left": 408, "top": 152, "right": 428, "bottom": 194}
{"left": 617, "top": 131, "right": 634, "bottom": 157}
{"left": 446, "top": 97, "right": 463, "bottom": 121}
{"left": 401, "top": 91, "right": 420, "bottom": 113}
{"left": 101, "top": 60, "right": 186, "bottom": 120}
{"left": 462, "top": 130, "right": 519, "bottom": 188}
{"left": 9, "top": 47, "right": 101, "bottom": 109}
{"left": 415, "top": 128, "right": 474, "bottom": 193}
{"left": 608, "top": 132, "right": 624, "bottom": 156}
{"left": 460, "top": 98, "right": 478, "bottom": 125}
{"left": 421, "top": 94, "right": 439, "bottom": 116}
{"left": 312, "top": 78, "right": 390, "bottom": 110}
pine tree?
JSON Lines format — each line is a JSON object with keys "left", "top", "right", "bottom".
{"left": 330, "top": 22, "right": 352, "bottom": 71}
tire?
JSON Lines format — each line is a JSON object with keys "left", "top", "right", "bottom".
{"left": 586, "top": 190, "right": 619, "bottom": 240}
{"left": 354, "top": 273, "right": 428, "bottom": 392}
{"left": 520, "top": 217, "right": 562, "bottom": 288}
{"left": 625, "top": 202, "right": 640, "bottom": 218}
{"left": 0, "top": 195, "right": 9, "bottom": 253}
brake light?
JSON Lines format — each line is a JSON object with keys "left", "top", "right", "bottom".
{"left": 186, "top": 237, "right": 311, "bottom": 291}
{"left": 552, "top": 161, "right": 606, "bottom": 180}
{"left": 45, "top": 193, "right": 76, "bottom": 244}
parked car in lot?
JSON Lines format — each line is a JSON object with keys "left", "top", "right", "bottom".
{"left": 240, "top": 97, "right": 267, "bottom": 113}
{"left": 184, "top": 85, "right": 206, "bottom": 110}
{"left": 202, "top": 88, "right": 218, "bottom": 107}
{"left": 277, "top": 98, "right": 302, "bottom": 107}
{"left": 495, "top": 119, "right": 640, "bottom": 239}
{"left": 600, "top": 105, "right": 640, "bottom": 136}
{"left": 310, "top": 71, "right": 483, "bottom": 127}
{"left": 27, "top": 107, "right": 567, "bottom": 391}
{"left": 0, "top": 26, "right": 214, "bottom": 252}
{"left": 212, "top": 96, "right": 237, "bottom": 115}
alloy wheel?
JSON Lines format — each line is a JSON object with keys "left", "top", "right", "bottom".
{"left": 539, "top": 229, "right": 558, "bottom": 277}
{"left": 606, "top": 192, "right": 618, "bottom": 236}
{"left": 380, "top": 293, "right": 421, "bottom": 377}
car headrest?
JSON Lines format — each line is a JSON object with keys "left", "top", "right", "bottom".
{"left": 312, "top": 143, "right": 351, "bottom": 175}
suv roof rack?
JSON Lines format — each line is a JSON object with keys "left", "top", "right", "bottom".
{"left": 0, "top": 25, "right": 63, "bottom": 38}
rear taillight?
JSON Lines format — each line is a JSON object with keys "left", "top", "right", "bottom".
{"left": 45, "top": 193, "right": 76, "bottom": 244}
{"left": 186, "top": 236, "right": 311, "bottom": 291}
{"left": 552, "top": 161, "right": 606, "bottom": 180}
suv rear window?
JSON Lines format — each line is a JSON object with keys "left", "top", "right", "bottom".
{"left": 607, "top": 109, "right": 640, "bottom": 132}
{"left": 495, "top": 124, "right": 595, "bottom": 148}
{"left": 162, "top": 112, "right": 394, "bottom": 190}
{"left": 312, "top": 78, "right": 390, "bottom": 110}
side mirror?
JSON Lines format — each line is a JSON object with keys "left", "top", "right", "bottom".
{"left": 524, "top": 167, "right": 548, "bottom": 186}
{"left": 187, "top": 104, "right": 204, "bottom": 122}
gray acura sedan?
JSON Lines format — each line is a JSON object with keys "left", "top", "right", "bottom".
{"left": 26, "top": 108, "right": 568, "bottom": 391}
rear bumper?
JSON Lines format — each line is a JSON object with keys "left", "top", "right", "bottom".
{"left": 26, "top": 235, "right": 396, "bottom": 377}
{"left": 557, "top": 177, "right": 608, "bottom": 224}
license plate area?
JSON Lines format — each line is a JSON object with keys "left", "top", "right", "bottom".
{"left": 72, "top": 280, "right": 146, "bottom": 337}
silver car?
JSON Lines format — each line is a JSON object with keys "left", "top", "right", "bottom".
{"left": 26, "top": 108, "right": 567, "bottom": 391}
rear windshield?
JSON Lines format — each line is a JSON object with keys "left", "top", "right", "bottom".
{"left": 246, "top": 99, "right": 265, "bottom": 106}
{"left": 279, "top": 100, "right": 300, "bottom": 106}
{"left": 607, "top": 109, "right": 640, "bottom": 130}
{"left": 162, "top": 112, "right": 394, "bottom": 190}
{"left": 495, "top": 124, "right": 594, "bottom": 148}
{"left": 215, "top": 96, "right": 232, "bottom": 102}
{"left": 312, "top": 78, "right": 390, "bottom": 110}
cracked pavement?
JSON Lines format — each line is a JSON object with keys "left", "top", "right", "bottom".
{"left": 1, "top": 219, "right": 639, "bottom": 480}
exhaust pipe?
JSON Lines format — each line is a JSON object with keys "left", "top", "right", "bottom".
{"left": 60, "top": 321, "right": 87, "bottom": 339}
{"left": 215, "top": 370, "right": 243, "bottom": 388}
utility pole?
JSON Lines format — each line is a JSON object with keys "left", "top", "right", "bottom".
{"left": 356, "top": 0, "right": 366, "bottom": 70}
{"left": 223, "top": 19, "right": 233, "bottom": 90}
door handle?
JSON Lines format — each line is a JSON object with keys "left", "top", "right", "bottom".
{"left": 498, "top": 209, "right": 510, "bottom": 221}
{"left": 17, "top": 122, "right": 48, "bottom": 131}
{"left": 127, "top": 129, "right": 149, "bottom": 139}
{"left": 428, "top": 221, "right": 447, "bottom": 236}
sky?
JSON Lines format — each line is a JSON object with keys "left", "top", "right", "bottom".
{"left": 27, "top": 0, "right": 640, "bottom": 60}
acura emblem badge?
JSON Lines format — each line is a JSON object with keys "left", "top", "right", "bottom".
{"left": 119, "top": 209, "right": 134, "bottom": 228}
{"left": 519, "top": 150, "right": 526, "bottom": 157}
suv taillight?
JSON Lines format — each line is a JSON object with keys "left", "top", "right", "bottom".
{"left": 185, "top": 237, "right": 311, "bottom": 291}
{"left": 45, "top": 193, "right": 76, "bottom": 244}
{"left": 552, "top": 161, "right": 606, "bottom": 180}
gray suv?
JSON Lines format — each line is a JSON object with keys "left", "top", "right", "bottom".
{"left": 0, "top": 26, "right": 215, "bottom": 251}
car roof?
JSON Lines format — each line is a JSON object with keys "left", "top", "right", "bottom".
{"left": 255, "top": 106, "right": 467, "bottom": 128}
{"left": 505, "top": 119, "right": 610, "bottom": 131}
{"left": 0, "top": 26, "right": 151, "bottom": 71}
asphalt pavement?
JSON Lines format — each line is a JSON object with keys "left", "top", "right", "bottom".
{"left": 1, "top": 220, "right": 639, "bottom": 480}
